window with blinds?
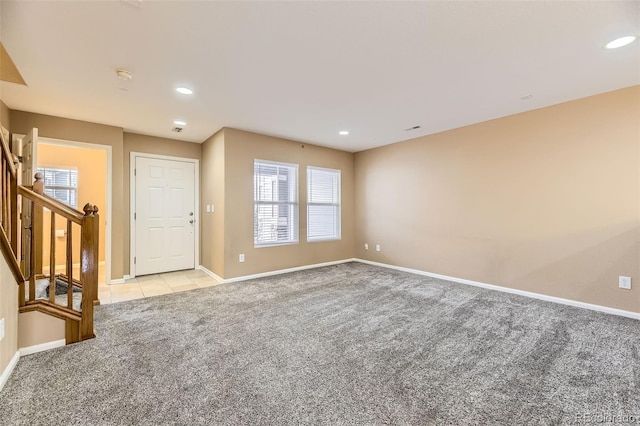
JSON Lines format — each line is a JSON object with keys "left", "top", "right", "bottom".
{"left": 254, "top": 160, "right": 299, "bottom": 246}
{"left": 37, "top": 167, "right": 78, "bottom": 208}
{"left": 307, "top": 166, "right": 341, "bottom": 242}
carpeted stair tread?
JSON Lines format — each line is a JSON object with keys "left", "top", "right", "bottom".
{"left": 25, "top": 277, "right": 83, "bottom": 311}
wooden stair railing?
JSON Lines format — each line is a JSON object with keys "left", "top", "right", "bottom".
{"left": 0, "top": 130, "right": 23, "bottom": 284}
{"left": 0, "top": 130, "right": 100, "bottom": 344}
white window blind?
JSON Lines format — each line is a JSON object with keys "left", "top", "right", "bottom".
{"left": 37, "top": 167, "right": 78, "bottom": 208}
{"left": 254, "top": 160, "right": 299, "bottom": 246}
{"left": 307, "top": 166, "right": 341, "bottom": 242}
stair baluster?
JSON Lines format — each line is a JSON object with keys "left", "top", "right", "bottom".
{"left": 48, "top": 210, "right": 56, "bottom": 304}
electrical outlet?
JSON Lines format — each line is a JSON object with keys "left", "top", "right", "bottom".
{"left": 239, "top": 254, "right": 245, "bottom": 263}
{"left": 376, "top": 244, "right": 381, "bottom": 252}
{"left": 619, "top": 276, "right": 631, "bottom": 290}
{"left": 211, "top": 205, "right": 215, "bottom": 213}
{"left": 364, "top": 243, "right": 368, "bottom": 250}
{"left": 0, "top": 318, "right": 4, "bottom": 342}
{"left": 206, "top": 205, "right": 211, "bottom": 213}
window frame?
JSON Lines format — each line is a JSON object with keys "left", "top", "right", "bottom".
{"left": 253, "top": 159, "right": 299, "bottom": 248}
{"left": 307, "top": 165, "right": 341, "bottom": 243}
{"left": 36, "top": 166, "right": 79, "bottom": 208}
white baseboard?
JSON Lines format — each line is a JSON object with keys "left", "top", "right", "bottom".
{"left": 110, "top": 278, "right": 126, "bottom": 284}
{"left": 355, "top": 258, "right": 640, "bottom": 320}
{"left": 203, "top": 259, "right": 356, "bottom": 284}
{"left": 0, "top": 351, "right": 20, "bottom": 393}
{"left": 198, "top": 265, "right": 224, "bottom": 282}
{"left": 19, "top": 339, "right": 66, "bottom": 356}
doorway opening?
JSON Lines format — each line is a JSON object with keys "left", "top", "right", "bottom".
{"left": 37, "top": 138, "right": 112, "bottom": 285}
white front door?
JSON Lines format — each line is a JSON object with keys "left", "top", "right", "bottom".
{"left": 134, "top": 157, "right": 195, "bottom": 276}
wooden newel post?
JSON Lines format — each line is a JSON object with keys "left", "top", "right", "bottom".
{"left": 32, "top": 172, "right": 44, "bottom": 275}
{"left": 33, "top": 172, "right": 44, "bottom": 194}
{"left": 80, "top": 203, "right": 99, "bottom": 341}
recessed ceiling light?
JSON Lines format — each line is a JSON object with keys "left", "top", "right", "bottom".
{"left": 338, "top": 130, "right": 349, "bottom": 135}
{"left": 121, "top": 0, "right": 144, "bottom": 8}
{"left": 605, "top": 36, "right": 637, "bottom": 49}
{"left": 173, "top": 120, "right": 187, "bottom": 126}
{"left": 176, "top": 87, "right": 193, "bottom": 95}
{"left": 116, "top": 69, "right": 133, "bottom": 80}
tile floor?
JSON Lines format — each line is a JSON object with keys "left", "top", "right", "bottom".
{"left": 98, "top": 268, "right": 222, "bottom": 304}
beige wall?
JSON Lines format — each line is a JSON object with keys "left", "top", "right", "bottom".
{"left": 11, "top": 111, "right": 126, "bottom": 279}
{"left": 0, "top": 99, "right": 9, "bottom": 130}
{"left": 221, "top": 128, "right": 355, "bottom": 278}
{"left": 0, "top": 97, "right": 18, "bottom": 378}
{"left": 38, "top": 143, "right": 107, "bottom": 266}
{"left": 17, "top": 312, "right": 64, "bottom": 349}
{"left": 200, "top": 129, "right": 225, "bottom": 277}
{"left": 355, "top": 86, "right": 640, "bottom": 313}
{"left": 123, "top": 132, "right": 201, "bottom": 276}
{"left": 0, "top": 251, "right": 19, "bottom": 379}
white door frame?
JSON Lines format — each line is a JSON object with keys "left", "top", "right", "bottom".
{"left": 130, "top": 152, "right": 200, "bottom": 278}
{"left": 21, "top": 135, "right": 114, "bottom": 285}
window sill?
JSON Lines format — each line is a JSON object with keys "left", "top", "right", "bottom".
{"left": 254, "top": 241, "right": 299, "bottom": 249}
{"left": 307, "top": 238, "right": 341, "bottom": 243}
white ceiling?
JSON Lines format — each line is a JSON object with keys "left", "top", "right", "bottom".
{"left": 0, "top": 0, "right": 638, "bottom": 152}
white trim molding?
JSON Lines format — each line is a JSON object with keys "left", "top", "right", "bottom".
{"left": 355, "top": 259, "right": 640, "bottom": 321}
{"left": 0, "top": 351, "right": 20, "bottom": 393}
{"left": 198, "top": 265, "right": 225, "bottom": 283}
{"left": 202, "top": 259, "right": 356, "bottom": 284}
{"left": 19, "top": 339, "right": 66, "bottom": 356}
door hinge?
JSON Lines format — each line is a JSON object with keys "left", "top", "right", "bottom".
{"left": 134, "top": 257, "right": 136, "bottom": 264}
{"left": 134, "top": 169, "right": 136, "bottom": 176}
{"left": 134, "top": 212, "right": 136, "bottom": 220}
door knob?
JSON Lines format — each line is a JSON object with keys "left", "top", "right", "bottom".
{"left": 189, "top": 212, "right": 194, "bottom": 216}
{"left": 189, "top": 219, "right": 194, "bottom": 224}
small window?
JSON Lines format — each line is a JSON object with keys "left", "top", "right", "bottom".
{"left": 307, "top": 166, "right": 341, "bottom": 242}
{"left": 254, "top": 160, "right": 299, "bottom": 246}
{"left": 37, "top": 167, "right": 78, "bottom": 208}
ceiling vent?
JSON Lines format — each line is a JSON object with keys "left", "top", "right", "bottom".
{"left": 405, "top": 125, "right": 421, "bottom": 131}
{"left": 172, "top": 127, "right": 183, "bottom": 133}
